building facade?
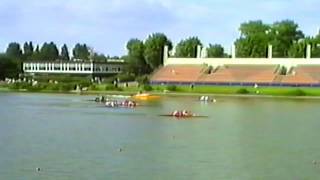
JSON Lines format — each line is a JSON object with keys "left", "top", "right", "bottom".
{"left": 23, "top": 60, "right": 125, "bottom": 76}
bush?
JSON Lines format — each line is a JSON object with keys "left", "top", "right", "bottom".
{"left": 102, "top": 77, "right": 116, "bottom": 84}
{"left": 166, "top": 85, "right": 177, "bottom": 91}
{"left": 34, "top": 75, "right": 91, "bottom": 83}
{"left": 287, "top": 89, "right": 306, "bottom": 96}
{"left": 45, "top": 83, "right": 60, "bottom": 91}
{"left": 88, "top": 84, "right": 99, "bottom": 91}
{"left": 78, "top": 80, "right": 92, "bottom": 88}
{"left": 26, "top": 84, "right": 44, "bottom": 92}
{"left": 236, "top": 88, "right": 249, "bottom": 94}
{"left": 105, "top": 84, "right": 123, "bottom": 91}
{"left": 59, "top": 83, "right": 76, "bottom": 91}
{"left": 117, "top": 74, "right": 135, "bottom": 82}
{"left": 136, "top": 75, "right": 149, "bottom": 85}
{"left": 8, "top": 82, "right": 31, "bottom": 90}
{"left": 143, "top": 84, "right": 153, "bottom": 91}
{"left": 279, "top": 66, "right": 287, "bottom": 75}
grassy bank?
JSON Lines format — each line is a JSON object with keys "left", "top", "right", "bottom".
{"left": 151, "top": 85, "right": 320, "bottom": 96}
{"left": 2, "top": 82, "right": 320, "bottom": 97}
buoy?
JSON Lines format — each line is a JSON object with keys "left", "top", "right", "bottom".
{"left": 118, "top": 148, "right": 122, "bottom": 152}
{"left": 213, "top": 99, "right": 217, "bottom": 103}
{"left": 36, "top": 167, "right": 41, "bottom": 172}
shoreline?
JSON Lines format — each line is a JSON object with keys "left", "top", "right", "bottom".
{"left": 2, "top": 87, "right": 320, "bottom": 100}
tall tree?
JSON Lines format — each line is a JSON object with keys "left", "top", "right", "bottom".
{"left": 144, "top": 33, "right": 172, "bottom": 70}
{"left": 92, "top": 53, "right": 107, "bottom": 62}
{"left": 0, "top": 54, "right": 19, "bottom": 79}
{"left": 235, "top": 20, "right": 270, "bottom": 57}
{"left": 30, "top": 45, "right": 41, "bottom": 60}
{"left": 39, "top": 42, "right": 59, "bottom": 61}
{"left": 288, "top": 40, "right": 308, "bottom": 58}
{"left": 6, "top": 42, "right": 22, "bottom": 59}
{"left": 271, "top": 20, "right": 304, "bottom": 57}
{"left": 60, "top": 44, "right": 70, "bottom": 61}
{"left": 175, "top": 37, "right": 202, "bottom": 58}
{"left": 207, "top": 44, "right": 225, "bottom": 57}
{"left": 125, "top": 38, "right": 150, "bottom": 75}
{"left": 310, "top": 33, "right": 320, "bottom": 58}
{"left": 23, "top": 41, "right": 34, "bottom": 59}
{"left": 72, "top": 43, "right": 90, "bottom": 60}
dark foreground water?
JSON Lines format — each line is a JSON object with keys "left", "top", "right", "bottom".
{"left": 1, "top": 93, "right": 320, "bottom": 179}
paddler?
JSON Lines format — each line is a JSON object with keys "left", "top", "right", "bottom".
{"left": 172, "top": 110, "right": 179, "bottom": 117}
{"left": 182, "top": 110, "right": 188, "bottom": 116}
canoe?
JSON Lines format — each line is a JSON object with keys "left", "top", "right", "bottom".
{"left": 132, "top": 93, "right": 160, "bottom": 100}
{"left": 105, "top": 104, "right": 137, "bottom": 108}
{"left": 159, "top": 114, "right": 208, "bottom": 118}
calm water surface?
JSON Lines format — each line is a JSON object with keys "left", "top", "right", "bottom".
{"left": 1, "top": 92, "right": 320, "bottom": 179}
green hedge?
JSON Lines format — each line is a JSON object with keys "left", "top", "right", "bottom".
{"left": 236, "top": 88, "right": 250, "bottom": 94}
{"left": 166, "top": 85, "right": 177, "bottom": 91}
{"left": 105, "top": 84, "right": 123, "bottom": 91}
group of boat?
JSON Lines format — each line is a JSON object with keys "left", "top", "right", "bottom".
{"left": 105, "top": 100, "right": 137, "bottom": 108}
{"left": 199, "top": 96, "right": 216, "bottom": 103}
{"left": 93, "top": 93, "right": 211, "bottom": 118}
{"left": 170, "top": 110, "right": 194, "bottom": 118}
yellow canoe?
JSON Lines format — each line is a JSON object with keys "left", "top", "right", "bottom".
{"left": 132, "top": 93, "right": 160, "bottom": 100}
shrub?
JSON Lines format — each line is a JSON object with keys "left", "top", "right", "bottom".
{"left": 58, "top": 83, "right": 75, "bottom": 92}
{"left": 26, "top": 85, "right": 43, "bottom": 92}
{"left": 287, "top": 89, "right": 306, "bottom": 96}
{"left": 143, "top": 84, "right": 153, "bottom": 91}
{"left": 136, "top": 75, "right": 149, "bottom": 85}
{"left": 45, "top": 84, "right": 60, "bottom": 91}
{"left": 8, "top": 82, "right": 31, "bottom": 90}
{"left": 117, "top": 74, "right": 135, "bottom": 82}
{"left": 78, "top": 80, "right": 92, "bottom": 88}
{"left": 105, "top": 84, "right": 123, "bottom": 91}
{"left": 279, "top": 66, "right": 287, "bottom": 75}
{"left": 88, "top": 84, "right": 99, "bottom": 91}
{"left": 166, "top": 85, "right": 177, "bottom": 91}
{"left": 236, "top": 88, "right": 249, "bottom": 94}
{"left": 102, "top": 77, "right": 116, "bottom": 84}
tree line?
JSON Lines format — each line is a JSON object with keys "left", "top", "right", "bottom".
{"left": 124, "top": 34, "right": 229, "bottom": 76}
{"left": 1, "top": 19, "right": 320, "bottom": 79}
{"left": 235, "top": 20, "right": 320, "bottom": 58}
{"left": 5, "top": 42, "right": 93, "bottom": 61}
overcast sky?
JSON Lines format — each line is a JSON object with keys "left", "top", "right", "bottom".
{"left": 0, "top": 0, "right": 319, "bottom": 56}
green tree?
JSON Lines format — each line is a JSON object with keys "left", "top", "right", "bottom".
{"left": 92, "top": 53, "right": 107, "bottom": 62}
{"left": 144, "top": 33, "right": 172, "bottom": 70}
{"left": 207, "top": 44, "right": 225, "bottom": 57}
{"left": 0, "top": 54, "right": 20, "bottom": 79}
{"left": 235, "top": 20, "right": 270, "bottom": 57}
{"left": 271, "top": 20, "right": 304, "bottom": 57}
{"left": 73, "top": 43, "right": 90, "bottom": 60}
{"left": 39, "top": 42, "right": 59, "bottom": 61}
{"left": 30, "top": 45, "right": 41, "bottom": 60}
{"left": 23, "top": 41, "right": 34, "bottom": 60}
{"left": 6, "top": 42, "right": 22, "bottom": 59}
{"left": 60, "top": 44, "right": 70, "bottom": 61}
{"left": 288, "top": 40, "right": 308, "bottom": 58}
{"left": 175, "top": 36, "right": 202, "bottom": 57}
{"left": 125, "top": 38, "right": 150, "bottom": 75}
{"left": 35, "top": 45, "right": 40, "bottom": 54}
{"left": 311, "top": 33, "right": 320, "bottom": 57}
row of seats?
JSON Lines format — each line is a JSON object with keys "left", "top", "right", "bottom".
{"left": 151, "top": 65, "right": 320, "bottom": 84}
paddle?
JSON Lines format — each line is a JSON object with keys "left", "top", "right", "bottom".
{"left": 159, "top": 114, "right": 209, "bottom": 118}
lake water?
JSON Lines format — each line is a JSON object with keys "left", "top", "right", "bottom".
{"left": 1, "top": 92, "right": 320, "bottom": 179}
